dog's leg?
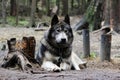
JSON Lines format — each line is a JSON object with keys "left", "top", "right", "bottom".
{"left": 60, "top": 62, "right": 71, "bottom": 70}
{"left": 71, "top": 52, "right": 86, "bottom": 70}
{"left": 41, "top": 60, "right": 61, "bottom": 72}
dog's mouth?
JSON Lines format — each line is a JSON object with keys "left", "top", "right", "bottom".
{"left": 56, "top": 42, "right": 69, "bottom": 48}
{"left": 59, "top": 41, "right": 67, "bottom": 44}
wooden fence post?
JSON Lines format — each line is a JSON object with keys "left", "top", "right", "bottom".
{"left": 100, "top": 27, "right": 112, "bottom": 61}
{"left": 100, "top": 34, "right": 111, "bottom": 61}
{"left": 82, "top": 29, "right": 90, "bottom": 58}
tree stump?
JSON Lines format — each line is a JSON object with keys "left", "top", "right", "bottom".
{"left": 22, "top": 36, "right": 36, "bottom": 62}
{"left": 7, "top": 38, "right": 16, "bottom": 53}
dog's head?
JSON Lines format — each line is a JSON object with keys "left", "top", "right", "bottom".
{"left": 46, "top": 15, "right": 73, "bottom": 48}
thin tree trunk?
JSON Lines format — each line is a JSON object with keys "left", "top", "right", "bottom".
{"left": 16, "top": 0, "right": 19, "bottom": 26}
{"left": 62, "top": 0, "right": 68, "bottom": 15}
{"left": 30, "top": 0, "right": 36, "bottom": 27}
{"left": 93, "top": 0, "right": 104, "bottom": 30}
{"left": 56, "top": 0, "right": 60, "bottom": 15}
{"left": 10, "top": 0, "right": 17, "bottom": 16}
{"left": 2, "top": 0, "right": 6, "bottom": 26}
{"left": 104, "top": 0, "right": 110, "bottom": 25}
{"left": 27, "top": 0, "right": 31, "bottom": 16}
{"left": 46, "top": 0, "right": 50, "bottom": 16}
{"left": 71, "top": 0, "right": 74, "bottom": 10}
{"left": 118, "top": 0, "right": 120, "bottom": 23}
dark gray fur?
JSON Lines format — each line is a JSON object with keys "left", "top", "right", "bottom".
{"left": 36, "top": 15, "right": 74, "bottom": 66}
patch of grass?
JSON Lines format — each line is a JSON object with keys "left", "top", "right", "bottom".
{"left": 7, "top": 16, "right": 29, "bottom": 27}
{"left": 7, "top": 16, "right": 16, "bottom": 26}
{"left": 90, "top": 52, "right": 97, "bottom": 59}
{"left": 19, "top": 20, "right": 29, "bottom": 26}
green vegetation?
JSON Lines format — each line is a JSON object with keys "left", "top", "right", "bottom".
{"left": 7, "top": 16, "right": 29, "bottom": 27}
{"left": 90, "top": 52, "right": 97, "bottom": 58}
{"left": 2, "top": 16, "right": 51, "bottom": 27}
{"left": 19, "top": 20, "right": 29, "bottom": 26}
{"left": 84, "top": 0, "right": 96, "bottom": 31}
{"left": 7, "top": 16, "right": 16, "bottom": 26}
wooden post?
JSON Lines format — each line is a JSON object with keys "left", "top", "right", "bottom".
{"left": 82, "top": 29, "right": 90, "bottom": 58}
{"left": 100, "top": 34, "right": 111, "bottom": 61}
{"left": 100, "top": 27, "right": 112, "bottom": 61}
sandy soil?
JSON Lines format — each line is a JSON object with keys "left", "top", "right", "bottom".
{"left": 0, "top": 26, "right": 120, "bottom": 80}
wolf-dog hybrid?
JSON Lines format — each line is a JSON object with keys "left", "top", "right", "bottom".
{"left": 35, "top": 15, "right": 86, "bottom": 72}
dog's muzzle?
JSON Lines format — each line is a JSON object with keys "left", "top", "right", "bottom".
{"left": 56, "top": 32, "right": 68, "bottom": 44}
{"left": 60, "top": 38, "right": 67, "bottom": 44}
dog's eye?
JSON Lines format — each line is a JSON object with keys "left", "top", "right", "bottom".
{"left": 64, "top": 30, "right": 68, "bottom": 33}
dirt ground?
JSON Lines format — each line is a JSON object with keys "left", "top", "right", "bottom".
{"left": 0, "top": 27, "right": 119, "bottom": 80}
{"left": 0, "top": 16, "right": 120, "bottom": 80}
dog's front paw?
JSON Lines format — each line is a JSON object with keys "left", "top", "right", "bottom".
{"left": 53, "top": 67, "right": 61, "bottom": 72}
{"left": 41, "top": 61, "right": 62, "bottom": 72}
{"left": 60, "top": 62, "right": 71, "bottom": 71}
{"left": 42, "top": 66, "right": 61, "bottom": 72}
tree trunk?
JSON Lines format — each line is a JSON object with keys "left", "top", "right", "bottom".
{"left": 10, "top": 0, "right": 17, "bottom": 16}
{"left": 104, "top": 0, "right": 110, "bottom": 25}
{"left": 71, "top": 0, "right": 74, "bottom": 10}
{"left": 118, "top": 1, "right": 120, "bottom": 23}
{"left": 62, "top": 0, "right": 68, "bottom": 15}
{"left": 110, "top": 0, "right": 119, "bottom": 32}
{"left": 30, "top": 0, "right": 36, "bottom": 27}
{"left": 74, "top": 0, "right": 104, "bottom": 31}
{"left": 86, "top": 0, "right": 91, "bottom": 8}
{"left": 16, "top": 0, "right": 19, "bottom": 26}
{"left": 2, "top": 0, "right": 6, "bottom": 26}
{"left": 56, "top": 0, "right": 60, "bottom": 15}
{"left": 93, "top": 0, "right": 104, "bottom": 30}
{"left": 46, "top": 0, "right": 51, "bottom": 16}
{"left": 80, "top": 0, "right": 86, "bottom": 14}
{"left": 26, "top": 0, "right": 31, "bottom": 16}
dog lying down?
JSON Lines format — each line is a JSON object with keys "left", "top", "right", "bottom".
{"left": 35, "top": 15, "right": 86, "bottom": 72}
{"left": 1, "top": 15, "right": 86, "bottom": 72}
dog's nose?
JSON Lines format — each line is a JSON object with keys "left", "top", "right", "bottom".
{"left": 61, "top": 38, "right": 66, "bottom": 43}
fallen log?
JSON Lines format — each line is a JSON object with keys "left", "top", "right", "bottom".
{"left": 34, "top": 22, "right": 49, "bottom": 31}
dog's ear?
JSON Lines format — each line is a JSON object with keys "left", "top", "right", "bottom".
{"left": 51, "top": 15, "right": 59, "bottom": 26}
{"left": 64, "top": 14, "right": 70, "bottom": 25}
